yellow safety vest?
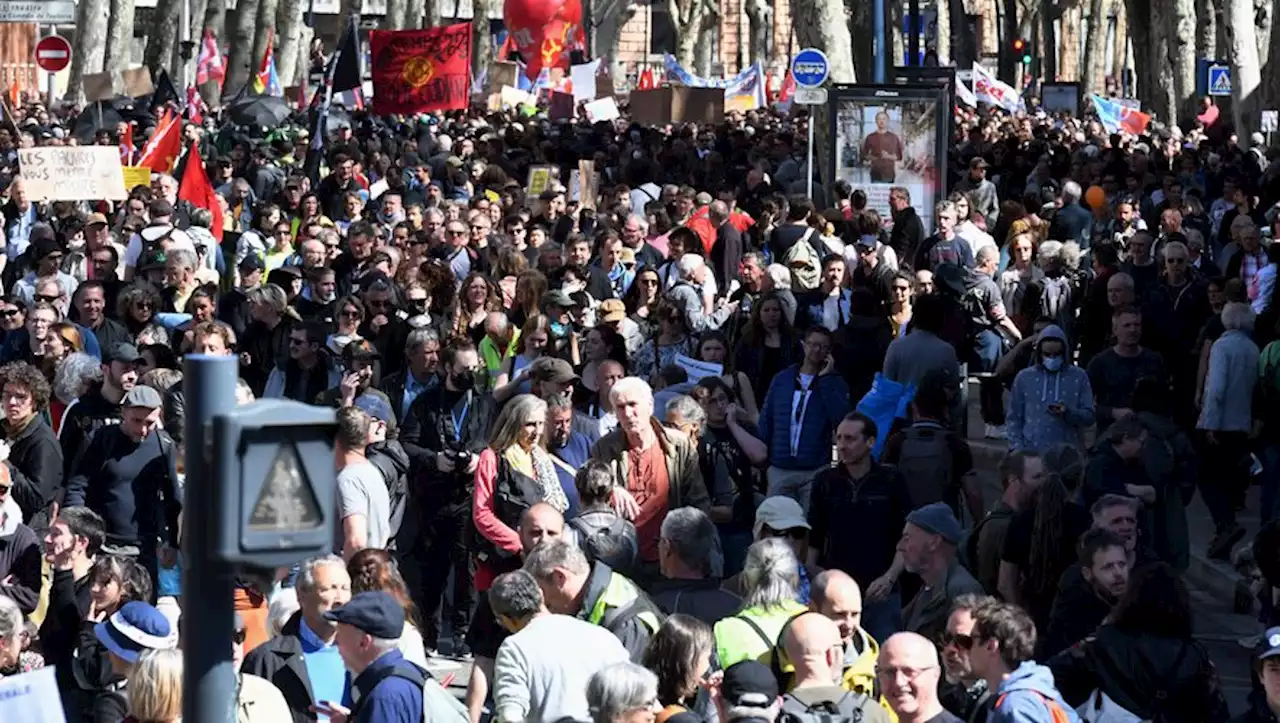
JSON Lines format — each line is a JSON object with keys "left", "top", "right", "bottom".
{"left": 586, "top": 571, "right": 662, "bottom": 635}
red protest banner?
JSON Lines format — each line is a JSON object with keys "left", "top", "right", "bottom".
{"left": 370, "top": 24, "right": 472, "bottom": 116}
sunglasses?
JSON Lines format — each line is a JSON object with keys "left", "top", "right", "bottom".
{"left": 341, "top": 310, "right": 362, "bottom": 318}
{"left": 0, "top": 310, "right": 19, "bottom": 318}
{"left": 941, "top": 632, "right": 976, "bottom": 649}
{"left": 35, "top": 294, "right": 60, "bottom": 303}
{"left": 761, "top": 525, "right": 806, "bottom": 540}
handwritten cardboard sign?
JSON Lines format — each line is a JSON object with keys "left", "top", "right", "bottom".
{"left": 19, "top": 147, "right": 128, "bottom": 201}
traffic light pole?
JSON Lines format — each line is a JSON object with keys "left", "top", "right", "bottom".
{"left": 181, "top": 355, "right": 240, "bottom": 723}
{"left": 873, "top": 0, "right": 886, "bottom": 82}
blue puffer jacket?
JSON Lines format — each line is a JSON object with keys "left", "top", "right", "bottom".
{"left": 758, "top": 365, "right": 850, "bottom": 470}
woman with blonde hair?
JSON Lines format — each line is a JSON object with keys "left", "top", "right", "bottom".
{"left": 347, "top": 548, "right": 430, "bottom": 667}
{"left": 126, "top": 648, "right": 183, "bottom": 723}
{"left": 454, "top": 272, "right": 503, "bottom": 344}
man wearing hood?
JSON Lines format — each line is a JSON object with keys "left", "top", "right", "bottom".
{"left": 1006, "top": 325, "right": 1095, "bottom": 454}
{"left": 970, "top": 602, "right": 1080, "bottom": 723}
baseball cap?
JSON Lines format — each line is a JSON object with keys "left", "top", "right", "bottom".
{"left": 238, "top": 254, "right": 266, "bottom": 273}
{"left": 531, "top": 357, "right": 579, "bottom": 385}
{"left": 324, "top": 591, "right": 405, "bottom": 639}
{"left": 541, "top": 289, "right": 576, "bottom": 309}
{"left": 94, "top": 601, "right": 178, "bottom": 663}
{"left": 598, "top": 299, "right": 627, "bottom": 323}
{"left": 754, "top": 496, "right": 811, "bottom": 535}
{"left": 906, "top": 502, "right": 964, "bottom": 545}
{"left": 140, "top": 248, "right": 167, "bottom": 272}
{"left": 354, "top": 394, "right": 395, "bottom": 425}
{"left": 854, "top": 234, "right": 878, "bottom": 249}
{"left": 720, "top": 660, "right": 779, "bottom": 708}
{"left": 122, "top": 385, "right": 164, "bottom": 409}
{"left": 618, "top": 248, "right": 636, "bottom": 265}
{"left": 969, "top": 157, "right": 990, "bottom": 169}
{"left": 1257, "top": 627, "right": 1280, "bottom": 660}
{"left": 33, "top": 236, "right": 63, "bottom": 260}
{"left": 105, "top": 343, "right": 142, "bottom": 365}
{"left": 86, "top": 212, "right": 109, "bottom": 227}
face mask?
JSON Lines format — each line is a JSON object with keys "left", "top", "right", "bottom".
{"left": 451, "top": 371, "right": 475, "bottom": 390}
{"left": 1042, "top": 356, "right": 1063, "bottom": 372}
{"left": 550, "top": 321, "right": 569, "bottom": 338}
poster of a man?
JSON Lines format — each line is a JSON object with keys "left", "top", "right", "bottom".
{"left": 831, "top": 85, "right": 947, "bottom": 234}
{"left": 862, "top": 111, "right": 905, "bottom": 182}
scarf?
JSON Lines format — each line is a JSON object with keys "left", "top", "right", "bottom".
{"left": 503, "top": 445, "right": 568, "bottom": 513}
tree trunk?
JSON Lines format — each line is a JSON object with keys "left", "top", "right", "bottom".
{"left": 845, "top": 0, "right": 873, "bottom": 81}
{"left": 1059, "top": 4, "right": 1081, "bottom": 80}
{"left": 1147, "top": 0, "right": 1176, "bottom": 120}
{"left": 744, "top": 0, "right": 772, "bottom": 66}
{"left": 1168, "top": 0, "right": 1197, "bottom": 123}
{"left": 386, "top": 0, "right": 409, "bottom": 28}
{"left": 934, "top": 0, "right": 951, "bottom": 63}
{"left": 1039, "top": 0, "right": 1056, "bottom": 80}
{"left": 472, "top": 0, "right": 492, "bottom": 81}
{"left": 1124, "top": 0, "right": 1151, "bottom": 103}
{"left": 1000, "top": 0, "right": 1019, "bottom": 82}
{"left": 1226, "top": 0, "right": 1262, "bottom": 139}
{"left": 1083, "top": 0, "right": 1107, "bottom": 92}
{"left": 594, "top": 1, "right": 638, "bottom": 85}
{"left": 227, "top": 0, "right": 261, "bottom": 93}
{"left": 1111, "top": 0, "right": 1126, "bottom": 86}
{"left": 1256, "top": 0, "right": 1273, "bottom": 68}
{"left": 68, "top": 0, "right": 109, "bottom": 102}
{"left": 694, "top": 21, "right": 716, "bottom": 76}
{"left": 106, "top": 0, "right": 135, "bottom": 80}
{"left": 277, "top": 0, "right": 305, "bottom": 86}
{"left": 206, "top": 0, "right": 227, "bottom": 41}
{"left": 144, "top": 0, "right": 182, "bottom": 79}
{"left": 794, "top": 0, "right": 855, "bottom": 201}
{"left": 254, "top": 0, "right": 282, "bottom": 79}
{"left": 670, "top": 0, "right": 717, "bottom": 69}
{"left": 423, "top": 0, "right": 442, "bottom": 27}
{"left": 1196, "top": 0, "right": 1217, "bottom": 58}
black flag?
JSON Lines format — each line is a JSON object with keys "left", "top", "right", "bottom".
{"left": 331, "top": 15, "right": 361, "bottom": 93}
{"left": 151, "top": 69, "right": 181, "bottom": 108}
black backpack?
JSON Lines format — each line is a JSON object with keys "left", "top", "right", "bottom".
{"left": 780, "top": 690, "right": 887, "bottom": 723}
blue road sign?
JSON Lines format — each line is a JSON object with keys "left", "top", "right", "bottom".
{"left": 792, "top": 48, "right": 830, "bottom": 88}
{"left": 1208, "top": 64, "right": 1232, "bottom": 96}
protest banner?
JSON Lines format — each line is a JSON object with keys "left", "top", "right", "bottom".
{"left": 500, "top": 85, "right": 538, "bottom": 109}
{"left": 583, "top": 96, "right": 620, "bottom": 123}
{"left": 0, "top": 667, "right": 66, "bottom": 723}
{"left": 122, "top": 67, "right": 154, "bottom": 98}
{"left": 569, "top": 159, "right": 599, "bottom": 209}
{"left": 370, "top": 24, "right": 472, "bottom": 115}
{"left": 121, "top": 165, "right": 151, "bottom": 191}
{"left": 526, "top": 165, "right": 554, "bottom": 197}
{"left": 19, "top": 147, "right": 127, "bottom": 201}
{"left": 674, "top": 354, "right": 723, "bottom": 383}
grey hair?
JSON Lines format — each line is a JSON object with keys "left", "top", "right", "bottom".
{"left": 609, "top": 376, "right": 653, "bottom": 409}
{"left": 976, "top": 244, "right": 1000, "bottom": 266}
{"left": 1160, "top": 241, "right": 1189, "bottom": 260}
{"left": 1062, "top": 180, "right": 1082, "bottom": 201}
{"left": 370, "top": 636, "right": 400, "bottom": 655}
{"left": 1037, "top": 240, "right": 1063, "bottom": 264}
{"left": 235, "top": 378, "right": 255, "bottom": 403}
{"left": 665, "top": 395, "right": 706, "bottom": 437}
{"left": 489, "top": 570, "right": 545, "bottom": 621}
{"left": 35, "top": 275, "right": 68, "bottom": 296}
{"left": 135, "top": 324, "right": 170, "bottom": 346}
{"left": 677, "top": 254, "right": 705, "bottom": 280}
{"left": 190, "top": 207, "right": 213, "bottom": 228}
{"left": 1060, "top": 241, "right": 1082, "bottom": 270}
{"left": 742, "top": 251, "right": 766, "bottom": 268}
{"left": 317, "top": 227, "right": 341, "bottom": 247}
{"left": 0, "top": 595, "right": 20, "bottom": 642}
{"left": 54, "top": 352, "right": 104, "bottom": 403}
{"left": 741, "top": 537, "right": 800, "bottom": 611}
{"left": 167, "top": 248, "right": 197, "bottom": 271}
{"left": 586, "top": 662, "right": 659, "bottom": 723}
{"left": 659, "top": 507, "right": 723, "bottom": 577}
{"left": 545, "top": 391, "right": 574, "bottom": 413}
{"left": 766, "top": 263, "right": 792, "bottom": 290}
{"left": 488, "top": 394, "right": 549, "bottom": 451}
{"left": 725, "top": 701, "right": 783, "bottom": 722}
{"left": 628, "top": 214, "right": 650, "bottom": 232}
{"left": 524, "top": 538, "right": 591, "bottom": 580}
{"left": 295, "top": 554, "right": 347, "bottom": 595}
{"left": 406, "top": 326, "right": 440, "bottom": 353}
{"left": 248, "top": 283, "right": 289, "bottom": 315}
{"left": 1222, "top": 301, "right": 1255, "bottom": 332}
{"left": 1091, "top": 493, "right": 1140, "bottom": 519}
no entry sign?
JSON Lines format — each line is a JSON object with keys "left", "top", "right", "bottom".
{"left": 34, "top": 35, "right": 71, "bottom": 73}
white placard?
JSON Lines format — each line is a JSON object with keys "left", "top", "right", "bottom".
{"left": 1262, "top": 110, "right": 1279, "bottom": 133}
{"left": 0, "top": 667, "right": 66, "bottom": 723}
{"left": 0, "top": 0, "right": 75, "bottom": 22}
{"left": 570, "top": 60, "right": 600, "bottom": 102}
{"left": 18, "top": 147, "right": 127, "bottom": 202}
{"left": 500, "top": 85, "right": 537, "bottom": 109}
{"left": 674, "top": 354, "right": 723, "bottom": 383}
{"left": 583, "top": 97, "right": 620, "bottom": 123}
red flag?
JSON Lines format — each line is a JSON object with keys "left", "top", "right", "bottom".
{"left": 369, "top": 25, "right": 473, "bottom": 116}
{"left": 637, "top": 67, "right": 656, "bottom": 90}
{"left": 504, "top": 0, "right": 582, "bottom": 80}
{"left": 778, "top": 70, "right": 796, "bottom": 103}
{"left": 497, "top": 33, "right": 517, "bottom": 61}
{"left": 195, "top": 30, "right": 226, "bottom": 87}
{"left": 179, "top": 141, "right": 223, "bottom": 242}
{"left": 137, "top": 111, "right": 183, "bottom": 173}
{"left": 185, "top": 87, "right": 204, "bottom": 124}
{"left": 119, "top": 124, "right": 134, "bottom": 165}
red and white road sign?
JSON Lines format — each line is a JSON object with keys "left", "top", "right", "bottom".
{"left": 34, "top": 35, "right": 71, "bottom": 73}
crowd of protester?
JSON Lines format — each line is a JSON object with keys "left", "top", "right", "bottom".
{"left": 3, "top": 54, "right": 1280, "bottom": 723}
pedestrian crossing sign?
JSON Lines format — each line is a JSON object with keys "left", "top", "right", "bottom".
{"left": 1208, "top": 65, "right": 1232, "bottom": 96}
